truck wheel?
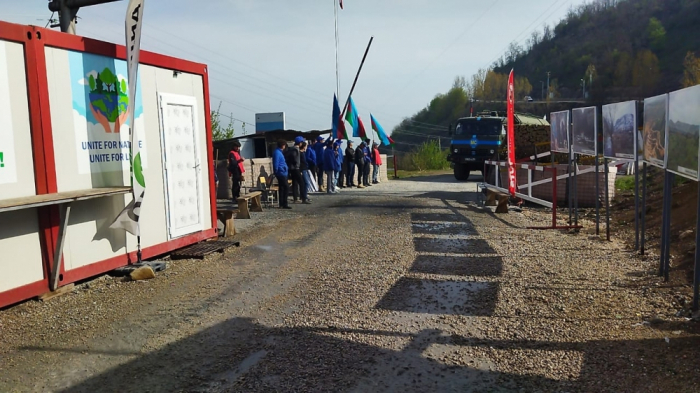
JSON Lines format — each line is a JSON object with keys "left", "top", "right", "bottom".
{"left": 454, "top": 164, "right": 470, "bottom": 181}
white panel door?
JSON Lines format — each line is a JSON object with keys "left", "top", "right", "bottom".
{"left": 159, "top": 94, "right": 203, "bottom": 239}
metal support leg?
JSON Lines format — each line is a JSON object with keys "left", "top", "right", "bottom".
{"left": 574, "top": 156, "right": 579, "bottom": 228}
{"left": 659, "top": 171, "right": 669, "bottom": 276}
{"left": 604, "top": 158, "right": 610, "bottom": 241}
{"left": 693, "top": 179, "right": 700, "bottom": 311}
{"left": 595, "top": 155, "right": 600, "bottom": 235}
{"left": 641, "top": 163, "right": 647, "bottom": 255}
{"left": 51, "top": 203, "right": 71, "bottom": 291}
{"left": 634, "top": 156, "right": 640, "bottom": 251}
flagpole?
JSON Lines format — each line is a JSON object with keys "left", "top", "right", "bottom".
{"left": 340, "top": 36, "right": 374, "bottom": 119}
{"left": 334, "top": 0, "right": 340, "bottom": 98}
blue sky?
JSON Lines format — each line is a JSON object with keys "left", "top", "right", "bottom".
{"left": 2, "top": 0, "right": 588, "bottom": 138}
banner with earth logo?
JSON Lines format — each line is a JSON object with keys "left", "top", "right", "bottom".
{"left": 68, "top": 51, "right": 146, "bottom": 176}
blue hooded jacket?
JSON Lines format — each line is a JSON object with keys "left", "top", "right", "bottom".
{"left": 362, "top": 146, "right": 371, "bottom": 163}
{"left": 313, "top": 141, "right": 325, "bottom": 170}
{"left": 272, "top": 148, "right": 289, "bottom": 178}
{"left": 306, "top": 147, "right": 316, "bottom": 167}
{"left": 336, "top": 142, "right": 344, "bottom": 166}
{"left": 323, "top": 147, "right": 341, "bottom": 172}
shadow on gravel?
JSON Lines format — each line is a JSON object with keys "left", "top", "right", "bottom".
{"left": 375, "top": 277, "right": 499, "bottom": 316}
{"left": 393, "top": 174, "right": 484, "bottom": 184}
{"left": 408, "top": 190, "right": 480, "bottom": 203}
{"left": 410, "top": 255, "right": 504, "bottom": 277}
{"left": 413, "top": 237, "right": 496, "bottom": 254}
{"left": 46, "top": 317, "right": 700, "bottom": 392}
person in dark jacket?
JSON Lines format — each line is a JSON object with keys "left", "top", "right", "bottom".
{"left": 362, "top": 142, "right": 372, "bottom": 187}
{"left": 306, "top": 141, "right": 317, "bottom": 184}
{"left": 323, "top": 141, "right": 340, "bottom": 194}
{"left": 228, "top": 140, "right": 245, "bottom": 199}
{"left": 354, "top": 143, "right": 365, "bottom": 188}
{"left": 312, "top": 136, "right": 326, "bottom": 191}
{"left": 272, "top": 139, "right": 291, "bottom": 209}
{"left": 345, "top": 141, "right": 355, "bottom": 187}
{"left": 286, "top": 137, "right": 302, "bottom": 203}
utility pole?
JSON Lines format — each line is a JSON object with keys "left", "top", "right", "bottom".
{"left": 48, "top": 0, "right": 121, "bottom": 34}
{"left": 546, "top": 72, "right": 551, "bottom": 100}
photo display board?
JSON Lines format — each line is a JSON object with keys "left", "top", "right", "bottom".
{"left": 550, "top": 110, "right": 570, "bottom": 153}
{"left": 572, "top": 106, "right": 597, "bottom": 156}
{"left": 667, "top": 85, "right": 700, "bottom": 180}
{"left": 602, "top": 100, "right": 636, "bottom": 160}
{"left": 642, "top": 94, "right": 668, "bottom": 169}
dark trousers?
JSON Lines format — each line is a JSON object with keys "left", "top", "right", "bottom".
{"left": 290, "top": 169, "right": 302, "bottom": 201}
{"left": 300, "top": 171, "right": 309, "bottom": 201}
{"left": 363, "top": 162, "right": 370, "bottom": 186}
{"left": 276, "top": 175, "right": 289, "bottom": 207}
{"left": 309, "top": 164, "right": 317, "bottom": 181}
{"left": 346, "top": 162, "right": 355, "bottom": 186}
{"left": 231, "top": 176, "right": 241, "bottom": 199}
{"left": 338, "top": 163, "right": 346, "bottom": 187}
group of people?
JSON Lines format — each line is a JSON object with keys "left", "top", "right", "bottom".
{"left": 271, "top": 136, "right": 383, "bottom": 209}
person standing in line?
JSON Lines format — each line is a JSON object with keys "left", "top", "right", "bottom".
{"left": 313, "top": 136, "right": 326, "bottom": 192}
{"left": 362, "top": 142, "right": 372, "bottom": 187}
{"left": 298, "top": 141, "right": 312, "bottom": 204}
{"left": 371, "top": 142, "right": 383, "bottom": 184}
{"left": 306, "top": 139, "right": 317, "bottom": 185}
{"left": 335, "top": 140, "right": 345, "bottom": 189}
{"left": 345, "top": 141, "right": 356, "bottom": 187}
{"left": 286, "top": 137, "right": 302, "bottom": 203}
{"left": 272, "top": 139, "right": 291, "bottom": 209}
{"left": 355, "top": 142, "right": 365, "bottom": 189}
{"left": 228, "top": 140, "right": 245, "bottom": 200}
{"left": 323, "top": 140, "right": 340, "bottom": 194}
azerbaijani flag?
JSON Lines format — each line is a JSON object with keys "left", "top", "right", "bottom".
{"left": 332, "top": 94, "right": 348, "bottom": 139}
{"left": 370, "top": 114, "right": 394, "bottom": 147}
{"left": 345, "top": 96, "right": 360, "bottom": 138}
{"left": 357, "top": 116, "right": 370, "bottom": 143}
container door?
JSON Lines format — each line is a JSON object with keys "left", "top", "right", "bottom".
{"left": 159, "top": 93, "right": 203, "bottom": 239}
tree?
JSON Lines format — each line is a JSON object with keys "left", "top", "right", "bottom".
{"left": 682, "top": 52, "right": 700, "bottom": 88}
{"left": 88, "top": 74, "right": 96, "bottom": 91}
{"left": 211, "top": 103, "right": 235, "bottom": 141}
{"left": 632, "top": 50, "right": 660, "bottom": 95}
{"left": 647, "top": 17, "right": 666, "bottom": 51}
{"left": 100, "top": 67, "right": 116, "bottom": 92}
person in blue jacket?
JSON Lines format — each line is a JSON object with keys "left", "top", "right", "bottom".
{"left": 312, "top": 136, "right": 326, "bottom": 191}
{"left": 305, "top": 139, "right": 317, "bottom": 186}
{"left": 362, "top": 142, "right": 372, "bottom": 187}
{"left": 323, "top": 141, "right": 340, "bottom": 194}
{"left": 272, "top": 139, "right": 291, "bottom": 209}
{"left": 335, "top": 140, "right": 344, "bottom": 189}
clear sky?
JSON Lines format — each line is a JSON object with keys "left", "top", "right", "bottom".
{"left": 2, "top": 0, "right": 588, "bottom": 137}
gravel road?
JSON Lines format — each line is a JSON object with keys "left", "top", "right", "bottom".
{"left": 1, "top": 173, "right": 700, "bottom": 392}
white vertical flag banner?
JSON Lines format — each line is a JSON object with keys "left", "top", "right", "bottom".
{"left": 111, "top": 0, "right": 145, "bottom": 236}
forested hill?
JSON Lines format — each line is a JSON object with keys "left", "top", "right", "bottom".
{"left": 389, "top": 0, "right": 700, "bottom": 154}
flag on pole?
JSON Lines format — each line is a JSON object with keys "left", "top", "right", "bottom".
{"left": 332, "top": 94, "right": 348, "bottom": 139}
{"left": 507, "top": 69, "right": 516, "bottom": 197}
{"left": 370, "top": 114, "right": 394, "bottom": 147}
{"left": 345, "top": 97, "right": 359, "bottom": 137}
{"left": 111, "top": 0, "right": 146, "bottom": 236}
{"left": 357, "top": 116, "right": 370, "bottom": 143}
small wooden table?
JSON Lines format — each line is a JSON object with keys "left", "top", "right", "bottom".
{"left": 236, "top": 191, "right": 263, "bottom": 219}
{"left": 216, "top": 208, "right": 239, "bottom": 237}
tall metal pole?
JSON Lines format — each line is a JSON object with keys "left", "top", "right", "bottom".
{"left": 340, "top": 36, "right": 374, "bottom": 119}
{"left": 604, "top": 157, "right": 610, "bottom": 241}
{"left": 595, "top": 155, "right": 600, "bottom": 235}
{"left": 333, "top": 0, "right": 340, "bottom": 99}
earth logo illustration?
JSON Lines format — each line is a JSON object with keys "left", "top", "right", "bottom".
{"left": 87, "top": 67, "right": 130, "bottom": 133}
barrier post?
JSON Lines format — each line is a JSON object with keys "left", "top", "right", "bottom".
{"left": 641, "top": 163, "right": 647, "bottom": 255}
{"left": 605, "top": 158, "right": 611, "bottom": 241}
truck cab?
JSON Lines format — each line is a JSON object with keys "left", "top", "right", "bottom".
{"left": 447, "top": 112, "right": 505, "bottom": 181}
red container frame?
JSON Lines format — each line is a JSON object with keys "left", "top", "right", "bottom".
{"left": 0, "top": 21, "right": 217, "bottom": 308}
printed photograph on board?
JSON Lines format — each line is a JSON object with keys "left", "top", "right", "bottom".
{"left": 572, "top": 107, "right": 597, "bottom": 156}
{"left": 550, "top": 110, "right": 569, "bottom": 153}
{"left": 602, "top": 101, "right": 636, "bottom": 159}
{"left": 642, "top": 94, "right": 668, "bottom": 168}
{"left": 667, "top": 85, "right": 700, "bottom": 180}
{"left": 69, "top": 51, "right": 146, "bottom": 175}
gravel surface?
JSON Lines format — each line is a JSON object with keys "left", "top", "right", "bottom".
{"left": 1, "top": 173, "right": 700, "bottom": 392}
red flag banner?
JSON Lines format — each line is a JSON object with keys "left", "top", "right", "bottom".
{"left": 507, "top": 69, "right": 516, "bottom": 197}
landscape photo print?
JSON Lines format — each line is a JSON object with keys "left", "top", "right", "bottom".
{"left": 642, "top": 94, "right": 668, "bottom": 169}
{"left": 667, "top": 85, "right": 700, "bottom": 180}
{"left": 550, "top": 110, "right": 570, "bottom": 154}
{"left": 572, "top": 106, "right": 597, "bottom": 156}
{"left": 602, "top": 100, "right": 636, "bottom": 159}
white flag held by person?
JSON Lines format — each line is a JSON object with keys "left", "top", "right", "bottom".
{"left": 111, "top": 0, "right": 145, "bottom": 236}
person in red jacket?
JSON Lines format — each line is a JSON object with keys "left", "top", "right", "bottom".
{"left": 228, "top": 140, "right": 246, "bottom": 200}
{"left": 371, "top": 142, "right": 382, "bottom": 184}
